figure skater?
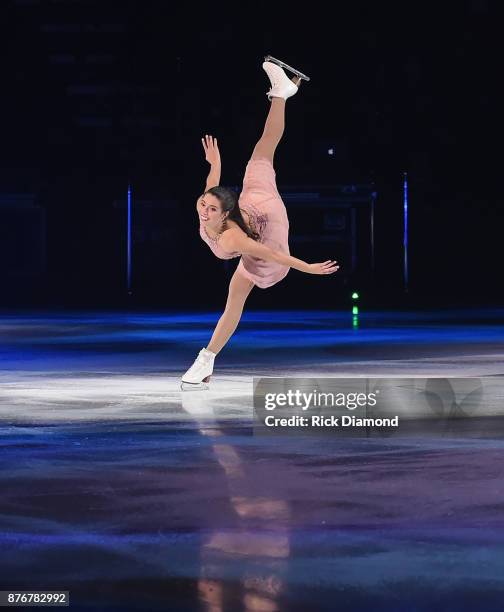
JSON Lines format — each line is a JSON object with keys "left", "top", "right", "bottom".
{"left": 181, "top": 57, "right": 339, "bottom": 389}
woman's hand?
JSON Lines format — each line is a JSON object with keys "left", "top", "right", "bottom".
{"left": 305, "top": 260, "right": 340, "bottom": 275}
{"left": 202, "top": 134, "right": 221, "bottom": 166}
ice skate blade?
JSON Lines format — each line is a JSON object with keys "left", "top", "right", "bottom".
{"left": 264, "top": 55, "right": 310, "bottom": 82}
{"left": 180, "top": 381, "right": 210, "bottom": 391}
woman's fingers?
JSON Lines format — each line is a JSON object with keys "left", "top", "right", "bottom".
{"left": 306, "top": 260, "right": 339, "bottom": 275}
{"left": 202, "top": 135, "right": 219, "bottom": 156}
{"left": 318, "top": 260, "right": 339, "bottom": 274}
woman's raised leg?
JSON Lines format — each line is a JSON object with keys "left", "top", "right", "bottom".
{"left": 251, "top": 98, "right": 286, "bottom": 164}
{"left": 206, "top": 270, "right": 254, "bottom": 354}
{"left": 251, "top": 76, "right": 300, "bottom": 164}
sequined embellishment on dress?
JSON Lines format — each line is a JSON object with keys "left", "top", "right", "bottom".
{"left": 203, "top": 225, "right": 222, "bottom": 243}
{"left": 241, "top": 202, "right": 268, "bottom": 241}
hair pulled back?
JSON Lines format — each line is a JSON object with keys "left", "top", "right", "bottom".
{"left": 206, "top": 186, "right": 259, "bottom": 241}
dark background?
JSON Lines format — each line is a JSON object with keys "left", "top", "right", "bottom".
{"left": 0, "top": 0, "right": 500, "bottom": 309}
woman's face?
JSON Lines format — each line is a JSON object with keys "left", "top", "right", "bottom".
{"left": 197, "top": 193, "right": 226, "bottom": 229}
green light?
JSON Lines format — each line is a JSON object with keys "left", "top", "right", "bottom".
{"left": 351, "top": 292, "right": 359, "bottom": 300}
{"left": 352, "top": 305, "right": 359, "bottom": 315}
{"left": 352, "top": 315, "right": 359, "bottom": 330}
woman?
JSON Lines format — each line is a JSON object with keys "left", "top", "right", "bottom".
{"left": 182, "top": 59, "right": 339, "bottom": 388}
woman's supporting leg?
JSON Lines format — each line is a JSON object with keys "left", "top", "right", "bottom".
{"left": 251, "top": 98, "right": 286, "bottom": 164}
{"left": 207, "top": 270, "right": 254, "bottom": 354}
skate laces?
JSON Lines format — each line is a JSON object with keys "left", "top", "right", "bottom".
{"left": 193, "top": 349, "right": 214, "bottom": 369}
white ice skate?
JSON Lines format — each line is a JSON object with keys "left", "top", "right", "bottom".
{"left": 180, "top": 347, "right": 215, "bottom": 391}
{"left": 264, "top": 55, "right": 311, "bottom": 82}
{"left": 263, "top": 61, "right": 299, "bottom": 101}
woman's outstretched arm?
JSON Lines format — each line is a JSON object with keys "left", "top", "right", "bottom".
{"left": 220, "top": 229, "right": 340, "bottom": 275}
{"left": 202, "top": 134, "right": 221, "bottom": 190}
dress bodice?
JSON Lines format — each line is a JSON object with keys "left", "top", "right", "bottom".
{"left": 199, "top": 202, "right": 268, "bottom": 260}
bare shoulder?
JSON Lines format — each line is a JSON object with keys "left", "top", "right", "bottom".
{"left": 219, "top": 227, "right": 247, "bottom": 252}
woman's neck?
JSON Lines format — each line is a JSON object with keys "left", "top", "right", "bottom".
{"left": 205, "top": 219, "right": 238, "bottom": 238}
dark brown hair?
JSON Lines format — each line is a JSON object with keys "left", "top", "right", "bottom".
{"left": 205, "top": 186, "right": 259, "bottom": 241}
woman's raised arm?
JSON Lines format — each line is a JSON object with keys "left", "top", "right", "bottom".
{"left": 202, "top": 135, "right": 221, "bottom": 191}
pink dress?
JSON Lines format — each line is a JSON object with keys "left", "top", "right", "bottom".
{"left": 199, "top": 158, "right": 290, "bottom": 289}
